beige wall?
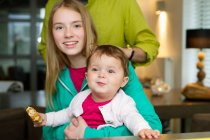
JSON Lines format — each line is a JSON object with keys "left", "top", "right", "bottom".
{"left": 135, "top": 0, "right": 183, "bottom": 88}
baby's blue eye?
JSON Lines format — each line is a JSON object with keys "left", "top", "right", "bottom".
{"left": 108, "top": 69, "right": 115, "bottom": 73}
{"left": 92, "top": 68, "right": 98, "bottom": 71}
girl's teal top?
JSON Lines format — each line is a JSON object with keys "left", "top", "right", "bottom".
{"left": 43, "top": 63, "right": 162, "bottom": 139}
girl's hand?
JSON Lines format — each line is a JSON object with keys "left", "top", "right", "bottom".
{"left": 138, "top": 129, "right": 160, "bottom": 139}
{"left": 64, "top": 116, "right": 87, "bottom": 139}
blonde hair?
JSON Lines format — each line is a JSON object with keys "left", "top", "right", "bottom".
{"left": 87, "top": 45, "right": 129, "bottom": 77}
{"left": 45, "top": 0, "right": 97, "bottom": 108}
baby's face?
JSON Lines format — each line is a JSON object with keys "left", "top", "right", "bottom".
{"left": 86, "top": 54, "right": 128, "bottom": 102}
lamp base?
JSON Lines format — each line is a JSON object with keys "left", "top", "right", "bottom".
{"left": 182, "top": 83, "right": 210, "bottom": 100}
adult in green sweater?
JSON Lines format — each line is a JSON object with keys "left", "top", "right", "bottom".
{"left": 41, "top": 0, "right": 162, "bottom": 139}
{"left": 39, "top": 0, "right": 159, "bottom": 66}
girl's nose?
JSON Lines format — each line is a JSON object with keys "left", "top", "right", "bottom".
{"left": 65, "top": 28, "right": 73, "bottom": 38}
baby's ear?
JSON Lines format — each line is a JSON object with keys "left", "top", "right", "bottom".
{"left": 120, "top": 77, "right": 129, "bottom": 88}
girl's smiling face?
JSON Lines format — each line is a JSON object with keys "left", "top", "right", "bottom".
{"left": 52, "top": 7, "right": 85, "bottom": 57}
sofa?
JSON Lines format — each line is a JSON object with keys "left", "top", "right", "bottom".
{"left": 0, "top": 106, "right": 44, "bottom": 140}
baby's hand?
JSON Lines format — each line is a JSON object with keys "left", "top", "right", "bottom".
{"left": 25, "top": 106, "right": 46, "bottom": 127}
{"left": 138, "top": 129, "right": 160, "bottom": 139}
{"left": 33, "top": 113, "right": 47, "bottom": 127}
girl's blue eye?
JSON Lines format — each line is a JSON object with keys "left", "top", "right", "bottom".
{"left": 55, "top": 26, "right": 63, "bottom": 30}
{"left": 74, "top": 24, "right": 82, "bottom": 28}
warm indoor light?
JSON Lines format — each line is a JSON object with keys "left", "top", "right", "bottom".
{"left": 182, "top": 29, "right": 210, "bottom": 100}
{"left": 156, "top": 0, "right": 165, "bottom": 15}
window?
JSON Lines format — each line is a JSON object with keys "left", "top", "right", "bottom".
{"left": 0, "top": 0, "right": 47, "bottom": 91}
{"left": 182, "top": 0, "right": 210, "bottom": 87}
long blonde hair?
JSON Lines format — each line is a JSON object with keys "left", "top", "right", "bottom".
{"left": 45, "top": 0, "right": 97, "bottom": 107}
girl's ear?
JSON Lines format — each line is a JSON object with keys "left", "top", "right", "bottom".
{"left": 120, "top": 77, "right": 129, "bottom": 88}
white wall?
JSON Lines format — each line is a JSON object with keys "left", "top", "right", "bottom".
{"left": 135, "top": 0, "right": 183, "bottom": 88}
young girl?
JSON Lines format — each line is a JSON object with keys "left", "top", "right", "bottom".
{"left": 44, "top": 0, "right": 161, "bottom": 139}
{"left": 36, "top": 45, "right": 160, "bottom": 139}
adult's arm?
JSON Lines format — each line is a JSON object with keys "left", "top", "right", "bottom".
{"left": 123, "top": 0, "right": 159, "bottom": 66}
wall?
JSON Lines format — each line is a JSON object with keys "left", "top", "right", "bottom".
{"left": 135, "top": 0, "right": 183, "bottom": 88}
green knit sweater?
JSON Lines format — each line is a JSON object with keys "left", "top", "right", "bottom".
{"left": 38, "top": 0, "right": 159, "bottom": 66}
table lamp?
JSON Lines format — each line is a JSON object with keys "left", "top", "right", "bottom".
{"left": 182, "top": 29, "right": 210, "bottom": 100}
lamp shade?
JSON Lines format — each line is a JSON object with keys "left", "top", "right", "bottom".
{"left": 186, "top": 29, "right": 210, "bottom": 49}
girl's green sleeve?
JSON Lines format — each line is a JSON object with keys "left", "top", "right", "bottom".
{"left": 84, "top": 125, "right": 132, "bottom": 138}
